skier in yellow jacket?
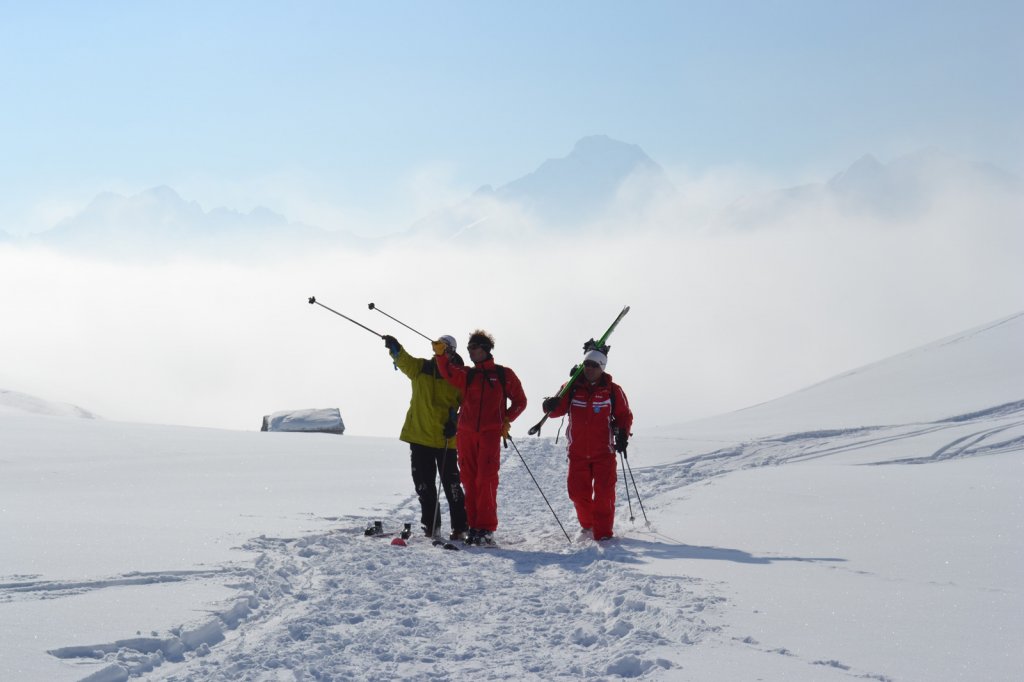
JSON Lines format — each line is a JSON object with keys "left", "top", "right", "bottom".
{"left": 384, "top": 333, "right": 468, "bottom": 540}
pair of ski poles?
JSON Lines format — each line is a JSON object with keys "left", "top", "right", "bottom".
{"left": 310, "top": 296, "right": 462, "bottom": 539}
{"left": 308, "top": 296, "right": 433, "bottom": 343}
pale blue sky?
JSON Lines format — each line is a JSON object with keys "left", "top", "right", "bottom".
{"left": 1, "top": 0, "right": 1020, "bottom": 234}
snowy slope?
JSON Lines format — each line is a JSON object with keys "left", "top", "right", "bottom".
{"left": 0, "top": 389, "right": 98, "bottom": 419}
{"left": 1, "top": 311, "right": 1022, "bottom": 681}
{"left": 645, "top": 310, "right": 1024, "bottom": 449}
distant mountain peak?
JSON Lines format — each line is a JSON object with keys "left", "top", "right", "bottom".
{"left": 36, "top": 185, "right": 350, "bottom": 259}
{"left": 544, "top": 135, "right": 662, "bottom": 175}
{"left": 407, "top": 135, "right": 675, "bottom": 238}
{"left": 827, "top": 154, "right": 883, "bottom": 189}
{"left": 141, "top": 184, "right": 186, "bottom": 201}
{"left": 494, "top": 135, "right": 671, "bottom": 224}
{"left": 722, "top": 147, "right": 1021, "bottom": 229}
{"left": 567, "top": 134, "right": 649, "bottom": 162}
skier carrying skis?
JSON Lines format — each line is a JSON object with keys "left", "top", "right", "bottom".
{"left": 383, "top": 333, "right": 469, "bottom": 541}
{"left": 542, "top": 349, "right": 632, "bottom": 541}
{"left": 435, "top": 330, "right": 527, "bottom": 546}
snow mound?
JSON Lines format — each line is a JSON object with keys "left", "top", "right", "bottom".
{"left": 261, "top": 407, "right": 345, "bottom": 434}
{"left": 0, "top": 388, "right": 98, "bottom": 419}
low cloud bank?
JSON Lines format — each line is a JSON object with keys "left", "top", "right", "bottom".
{"left": 1, "top": 162, "right": 1021, "bottom": 436}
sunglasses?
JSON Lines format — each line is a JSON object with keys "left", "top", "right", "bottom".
{"left": 583, "top": 360, "right": 602, "bottom": 369}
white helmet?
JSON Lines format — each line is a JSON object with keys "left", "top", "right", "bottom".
{"left": 583, "top": 349, "right": 607, "bottom": 369}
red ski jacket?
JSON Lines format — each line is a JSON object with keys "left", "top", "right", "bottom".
{"left": 547, "top": 373, "right": 632, "bottom": 459}
{"left": 436, "top": 356, "right": 527, "bottom": 434}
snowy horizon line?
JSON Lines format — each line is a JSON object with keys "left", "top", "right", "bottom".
{"left": 6, "top": 307, "right": 1022, "bottom": 436}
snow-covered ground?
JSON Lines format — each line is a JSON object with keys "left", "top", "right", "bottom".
{"left": 1, "top": 313, "right": 1022, "bottom": 681}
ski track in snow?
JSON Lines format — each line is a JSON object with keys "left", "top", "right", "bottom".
{"left": 637, "top": 401, "right": 1024, "bottom": 497}
{"left": 0, "top": 569, "right": 246, "bottom": 601}
{"left": 21, "top": 403, "right": 1023, "bottom": 681}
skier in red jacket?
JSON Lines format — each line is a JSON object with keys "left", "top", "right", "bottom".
{"left": 542, "top": 349, "right": 633, "bottom": 541}
{"left": 436, "top": 330, "right": 527, "bottom": 545}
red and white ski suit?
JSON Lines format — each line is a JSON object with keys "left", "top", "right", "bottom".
{"left": 546, "top": 373, "right": 632, "bottom": 540}
{"left": 436, "top": 355, "right": 527, "bottom": 532}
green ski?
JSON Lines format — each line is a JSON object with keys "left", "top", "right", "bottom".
{"left": 528, "top": 305, "right": 630, "bottom": 436}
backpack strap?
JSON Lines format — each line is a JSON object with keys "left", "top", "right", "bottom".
{"left": 466, "top": 366, "right": 508, "bottom": 404}
{"left": 496, "top": 365, "right": 507, "bottom": 404}
{"left": 607, "top": 378, "right": 621, "bottom": 431}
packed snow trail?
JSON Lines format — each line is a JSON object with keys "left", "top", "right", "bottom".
{"left": 104, "top": 436, "right": 719, "bottom": 681}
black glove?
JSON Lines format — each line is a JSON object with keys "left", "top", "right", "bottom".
{"left": 614, "top": 428, "right": 629, "bottom": 457}
{"left": 542, "top": 396, "right": 560, "bottom": 414}
{"left": 443, "top": 408, "right": 458, "bottom": 439}
{"left": 383, "top": 335, "right": 400, "bottom": 355}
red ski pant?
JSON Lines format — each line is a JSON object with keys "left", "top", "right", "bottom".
{"left": 567, "top": 454, "right": 618, "bottom": 539}
{"left": 456, "top": 429, "right": 502, "bottom": 532}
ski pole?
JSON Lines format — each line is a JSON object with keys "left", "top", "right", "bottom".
{"left": 529, "top": 306, "right": 630, "bottom": 436}
{"left": 506, "top": 436, "right": 572, "bottom": 544}
{"left": 619, "top": 451, "right": 635, "bottom": 523}
{"left": 308, "top": 297, "right": 383, "bottom": 338}
{"left": 432, "top": 439, "right": 450, "bottom": 539}
{"left": 621, "top": 453, "right": 650, "bottom": 527}
{"left": 368, "top": 303, "right": 434, "bottom": 343}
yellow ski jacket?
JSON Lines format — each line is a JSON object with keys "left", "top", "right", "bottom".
{"left": 394, "top": 346, "right": 461, "bottom": 449}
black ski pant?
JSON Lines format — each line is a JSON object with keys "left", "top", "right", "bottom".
{"left": 410, "top": 443, "right": 467, "bottom": 535}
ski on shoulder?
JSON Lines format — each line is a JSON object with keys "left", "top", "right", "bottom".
{"left": 529, "top": 305, "right": 630, "bottom": 436}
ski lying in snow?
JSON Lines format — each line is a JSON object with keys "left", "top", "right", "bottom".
{"left": 529, "top": 305, "right": 631, "bottom": 436}
{"left": 385, "top": 535, "right": 460, "bottom": 551}
{"left": 363, "top": 521, "right": 386, "bottom": 537}
{"left": 391, "top": 537, "right": 460, "bottom": 551}
{"left": 363, "top": 521, "right": 460, "bottom": 550}
{"left": 362, "top": 521, "right": 412, "bottom": 539}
